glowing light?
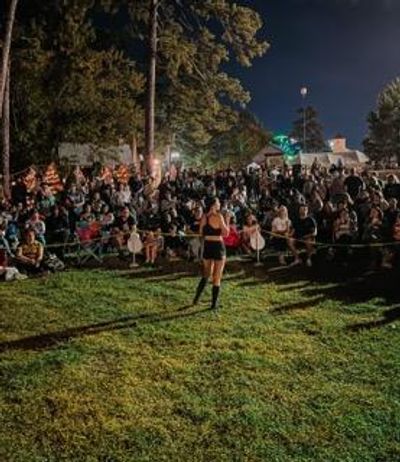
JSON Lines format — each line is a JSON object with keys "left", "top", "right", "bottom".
{"left": 272, "top": 134, "right": 301, "bottom": 160}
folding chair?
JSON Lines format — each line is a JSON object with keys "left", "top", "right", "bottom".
{"left": 74, "top": 222, "right": 103, "bottom": 265}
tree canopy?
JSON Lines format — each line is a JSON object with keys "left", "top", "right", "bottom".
{"left": 1, "top": 0, "right": 269, "bottom": 171}
{"left": 364, "top": 78, "right": 400, "bottom": 163}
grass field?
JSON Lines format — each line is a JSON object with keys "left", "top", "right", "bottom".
{"left": 0, "top": 260, "right": 400, "bottom": 462}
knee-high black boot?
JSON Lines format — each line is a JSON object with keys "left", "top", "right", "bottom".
{"left": 211, "top": 285, "right": 220, "bottom": 310}
{"left": 193, "top": 277, "right": 207, "bottom": 305}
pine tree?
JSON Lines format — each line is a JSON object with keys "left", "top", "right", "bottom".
{"left": 291, "top": 105, "right": 326, "bottom": 153}
{"left": 118, "top": 0, "right": 269, "bottom": 166}
{"left": 364, "top": 78, "right": 400, "bottom": 162}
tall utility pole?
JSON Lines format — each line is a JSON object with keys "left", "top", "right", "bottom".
{"left": 145, "top": 0, "right": 158, "bottom": 175}
{"left": 0, "top": 0, "right": 18, "bottom": 116}
{"left": 2, "top": 67, "right": 10, "bottom": 198}
{"left": 300, "top": 86, "right": 308, "bottom": 153}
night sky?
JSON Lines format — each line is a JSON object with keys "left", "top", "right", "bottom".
{"left": 236, "top": 0, "right": 400, "bottom": 148}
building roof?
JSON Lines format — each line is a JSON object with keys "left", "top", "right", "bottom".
{"left": 253, "top": 144, "right": 284, "bottom": 163}
{"left": 295, "top": 151, "right": 369, "bottom": 167}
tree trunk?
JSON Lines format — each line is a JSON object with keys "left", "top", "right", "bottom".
{"left": 165, "top": 132, "right": 175, "bottom": 172}
{"left": 0, "top": 0, "right": 18, "bottom": 115}
{"left": 131, "top": 133, "right": 139, "bottom": 172}
{"left": 144, "top": 0, "right": 158, "bottom": 176}
{"left": 2, "top": 67, "right": 10, "bottom": 198}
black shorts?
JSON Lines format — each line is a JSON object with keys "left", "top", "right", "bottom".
{"left": 271, "top": 236, "right": 287, "bottom": 252}
{"left": 203, "top": 240, "right": 226, "bottom": 261}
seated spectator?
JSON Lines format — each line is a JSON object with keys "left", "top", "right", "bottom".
{"left": 26, "top": 210, "right": 46, "bottom": 245}
{"left": 164, "top": 223, "right": 184, "bottom": 259}
{"left": 241, "top": 213, "right": 260, "bottom": 254}
{"left": 0, "top": 226, "right": 27, "bottom": 282}
{"left": 99, "top": 204, "right": 115, "bottom": 231}
{"left": 186, "top": 206, "right": 204, "bottom": 260}
{"left": 384, "top": 174, "right": 400, "bottom": 201}
{"left": 112, "top": 183, "right": 132, "bottom": 208}
{"left": 112, "top": 207, "right": 136, "bottom": 256}
{"left": 37, "top": 184, "right": 56, "bottom": 215}
{"left": 91, "top": 192, "right": 106, "bottom": 218}
{"left": 292, "top": 204, "right": 317, "bottom": 267}
{"left": 223, "top": 213, "right": 241, "bottom": 254}
{"left": 362, "top": 206, "right": 384, "bottom": 243}
{"left": 66, "top": 185, "right": 85, "bottom": 220}
{"left": 271, "top": 205, "right": 295, "bottom": 266}
{"left": 143, "top": 230, "right": 160, "bottom": 266}
{"left": 383, "top": 198, "right": 399, "bottom": 239}
{"left": 80, "top": 203, "right": 95, "bottom": 224}
{"left": 15, "top": 229, "right": 45, "bottom": 275}
{"left": 0, "top": 223, "right": 13, "bottom": 259}
{"left": 333, "top": 209, "right": 357, "bottom": 264}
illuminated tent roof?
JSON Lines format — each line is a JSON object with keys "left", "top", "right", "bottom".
{"left": 295, "top": 151, "right": 369, "bottom": 166}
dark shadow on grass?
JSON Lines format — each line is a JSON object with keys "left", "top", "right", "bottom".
{"left": 0, "top": 306, "right": 212, "bottom": 354}
{"left": 347, "top": 304, "right": 400, "bottom": 331}
{"left": 271, "top": 297, "right": 326, "bottom": 315}
{"left": 120, "top": 256, "right": 400, "bottom": 333}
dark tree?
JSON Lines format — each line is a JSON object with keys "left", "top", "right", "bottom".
{"left": 291, "top": 105, "right": 326, "bottom": 153}
{"left": 364, "top": 78, "right": 400, "bottom": 163}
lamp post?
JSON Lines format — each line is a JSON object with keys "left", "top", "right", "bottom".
{"left": 300, "top": 86, "right": 308, "bottom": 153}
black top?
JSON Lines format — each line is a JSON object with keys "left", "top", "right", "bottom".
{"left": 293, "top": 216, "right": 317, "bottom": 239}
{"left": 115, "top": 216, "right": 136, "bottom": 232}
{"left": 203, "top": 215, "right": 222, "bottom": 237}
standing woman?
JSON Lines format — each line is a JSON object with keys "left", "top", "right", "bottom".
{"left": 193, "top": 198, "right": 230, "bottom": 310}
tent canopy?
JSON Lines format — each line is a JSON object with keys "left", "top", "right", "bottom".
{"left": 295, "top": 151, "right": 369, "bottom": 167}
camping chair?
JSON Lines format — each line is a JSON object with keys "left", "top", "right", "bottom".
{"left": 74, "top": 221, "right": 103, "bottom": 265}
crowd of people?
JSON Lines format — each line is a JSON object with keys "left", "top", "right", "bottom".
{"left": 1, "top": 160, "right": 400, "bottom": 281}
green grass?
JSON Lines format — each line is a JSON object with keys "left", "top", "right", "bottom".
{"left": 0, "top": 263, "right": 399, "bottom": 462}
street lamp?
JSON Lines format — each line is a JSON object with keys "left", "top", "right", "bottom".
{"left": 300, "top": 86, "right": 308, "bottom": 153}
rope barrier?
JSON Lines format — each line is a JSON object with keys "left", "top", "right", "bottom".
{"left": 37, "top": 227, "right": 400, "bottom": 252}
{"left": 262, "top": 230, "right": 400, "bottom": 249}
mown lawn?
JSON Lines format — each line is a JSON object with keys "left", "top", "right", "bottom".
{"left": 0, "top": 261, "right": 399, "bottom": 462}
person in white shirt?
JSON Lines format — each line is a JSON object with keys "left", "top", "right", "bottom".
{"left": 271, "top": 205, "right": 297, "bottom": 266}
{"left": 114, "top": 183, "right": 132, "bottom": 207}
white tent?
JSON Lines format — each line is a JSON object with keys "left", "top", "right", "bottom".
{"left": 296, "top": 151, "right": 369, "bottom": 167}
{"left": 58, "top": 143, "right": 133, "bottom": 166}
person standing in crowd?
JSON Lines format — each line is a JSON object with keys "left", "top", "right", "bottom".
{"left": 193, "top": 197, "right": 230, "bottom": 310}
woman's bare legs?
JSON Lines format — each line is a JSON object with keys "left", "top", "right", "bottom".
{"left": 193, "top": 259, "right": 213, "bottom": 305}
{"left": 211, "top": 258, "right": 226, "bottom": 309}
